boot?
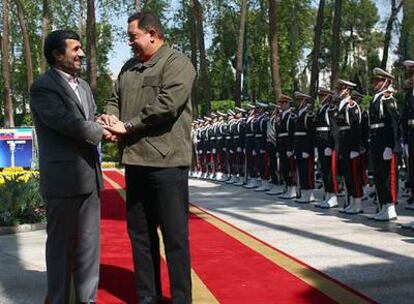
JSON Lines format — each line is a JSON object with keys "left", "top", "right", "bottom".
{"left": 345, "top": 197, "right": 363, "bottom": 214}
{"left": 295, "top": 190, "right": 311, "bottom": 204}
{"left": 374, "top": 203, "right": 397, "bottom": 221}
{"left": 255, "top": 179, "right": 271, "bottom": 192}
{"left": 244, "top": 178, "right": 259, "bottom": 189}
{"left": 365, "top": 204, "right": 384, "bottom": 220}
{"left": 339, "top": 197, "right": 354, "bottom": 213}
{"left": 266, "top": 184, "right": 285, "bottom": 196}
{"left": 319, "top": 193, "right": 339, "bottom": 209}
{"left": 279, "top": 186, "right": 297, "bottom": 199}
{"left": 226, "top": 175, "right": 236, "bottom": 184}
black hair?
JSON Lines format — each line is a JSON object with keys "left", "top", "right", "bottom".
{"left": 127, "top": 11, "right": 164, "bottom": 39}
{"left": 44, "top": 30, "right": 80, "bottom": 66}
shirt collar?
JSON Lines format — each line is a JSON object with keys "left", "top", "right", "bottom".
{"left": 55, "top": 68, "right": 79, "bottom": 85}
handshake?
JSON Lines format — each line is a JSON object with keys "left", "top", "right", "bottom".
{"left": 96, "top": 114, "right": 128, "bottom": 142}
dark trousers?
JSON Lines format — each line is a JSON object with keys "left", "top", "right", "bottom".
{"left": 268, "top": 144, "right": 278, "bottom": 184}
{"left": 339, "top": 152, "right": 363, "bottom": 198}
{"left": 318, "top": 148, "right": 338, "bottom": 193}
{"left": 296, "top": 154, "right": 314, "bottom": 190}
{"left": 44, "top": 189, "right": 100, "bottom": 304}
{"left": 279, "top": 151, "right": 296, "bottom": 186}
{"left": 372, "top": 152, "right": 398, "bottom": 206}
{"left": 125, "top": 165, "right": 191, "bottom": 304}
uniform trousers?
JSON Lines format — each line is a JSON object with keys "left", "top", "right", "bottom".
{"left": 339, "top": 152, "right": 363, "bottom": 199}
{"left": 125, "top": 165, "right": 191, "bottom": 304}
{"left": 318, "top": 148, "right": 338, "bottom": 193}
{"left": 268, "top": 143, "right": 278, "bottom": 184}
{"left": 372, "top": 152, "right": 398, "bottom": 206}
{"left": 296, "top": 153, "right": 314, "bottom": 190}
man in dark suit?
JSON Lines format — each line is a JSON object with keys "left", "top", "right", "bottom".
{"left": 101, "top": 12, "right": 195, "bottom": 304}
{"left": 30, "top": 30, "right": 111, "bottom": 304}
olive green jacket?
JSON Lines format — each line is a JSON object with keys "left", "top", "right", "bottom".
{"left": 106, "top": 43, "right": 195, "bottom": 167}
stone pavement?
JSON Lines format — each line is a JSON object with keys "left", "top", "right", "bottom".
{"left": 1, "top": 178, "right": 414, "bottom": 303}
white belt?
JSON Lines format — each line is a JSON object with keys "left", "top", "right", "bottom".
{"left": 294, "top": 132, "right": 307, "bottom": 136}
{"left": 408, "top": 119, "right": 414, "bottom": 127}
{"left": 233, "top": 136, "right": 240, "bottom": 139}
{"left": 255, "top": 134, "right": 263, "bottom": 138}
{"left": 246, "top": 134, "right": 254, "bottom": 137}
{"left": 278, "top": 133, "right": 288, "bottom": 138}
{"left": 338, "top": 126, "right": 351, "bottom": 131}
{"left": 216, "top": 136, "right": 222, "bottom": 139}
{"left": 225, "top": 136, "right": 231, "bottom": 139}
{"left": 370, "top": 123, "right": 385, "bottom": 129}
{"left": 210, "top": 137, "right": 216, "bottom": 140}
{"left": 316, "top": 127, "right": 330, "bottom": 131}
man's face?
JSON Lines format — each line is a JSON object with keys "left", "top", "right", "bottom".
{"left": 405, "top": 70, "right": 414, "bottom": 88}
{"left": 55, "top": 39, "right": 84, "bottom": 75}
{"left": 373, "top": 78, "right": 385, "bottom": 92}
{"left": 278, "top": 100, "right": 290, "bottom": 111}
{"left": 128, "top": 20, "right": 152, "bottom": 61}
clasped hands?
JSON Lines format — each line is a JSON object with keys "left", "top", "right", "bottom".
{"left": 96, "top": 114, "right": 128, "bottom": 142}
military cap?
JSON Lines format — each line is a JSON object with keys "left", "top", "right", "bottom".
{"left": 403, "top": 60, "right": 414, "bottom": 70}
{"left": 318, "top": 87, "right": 335, "bottom": 96}
{"left": 256, "top": 101, "right": 269, "bottom": 109}
{"left": 278, "top": 94, "right": 292, "bottom": 102}
{"left": 197, "top": 119, "right": 204, "bottom": 123}
{"left": 210, "top": 112, "right": 218, "bottom": 118}
{"left": 268, "top": 103, "right": 277, "bottom": 109}
{"left": 227, "top": 109, "right": 236, "bottom": 116}
{"left": 235, "top": 107, "right": 247, "bottom": 113}
{"left": 337, "top": 79, "right": 356, "bottom": 88}
{"left": 294, "top": 91, "right": 311, "bottom": 100}
{"left": 246, "top": 103, "right": 256, "bottom": 110}
{"left": 203, "top": 116, "right": 212, "bottom": 121}
{"left": 373, "top": 67, "right": 394, "bottom": 80}
{"left": 217, "top": 111, "right": 227, "bottom": 117}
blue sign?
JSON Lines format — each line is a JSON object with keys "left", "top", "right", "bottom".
{"left": 0, "top": 128, "right": 33, "bottom": 168}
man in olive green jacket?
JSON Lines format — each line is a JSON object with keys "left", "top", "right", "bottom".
{"left": 102, "top": 11, "right": 195, "bottom": 304}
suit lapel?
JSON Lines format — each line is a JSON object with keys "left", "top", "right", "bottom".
{"left": 77, "top": 84, "right": 90, "bottom": 120}
{"left": 48, "top": 69, "right": 87, "bottom": 119}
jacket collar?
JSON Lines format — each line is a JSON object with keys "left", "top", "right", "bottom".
{"left": 129, "top": 42, "right": 170, "bottom": 70}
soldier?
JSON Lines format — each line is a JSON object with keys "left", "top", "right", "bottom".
{"left": 215, "top": 111, "right": 228, "bottom": 181}
{"left": 267, "top": 103, "right": 285, "bottom": 195}
{"left": 233, "top": 107, "right": 248, "bottom": 186}
{"left": 244, "top": 104, "right": 260, "bottom": 189}
{"left": 292, "top": 92, "right": 316, "bottom": 203}
{"left": 335, "top": 79, "right": 364, "bottom": 214}
{"left": 209, "top": 113, "right": 219, "bottom": 180}
{"left": 402, "top": 60, "right": 414, "bottom": 229}
{"left": 202, "top": 116, "right": 213, "bottom": 179}
{"left": 254, "top": 102, "right": 271, "bottom": 192}
{"left": 314, "top": 87, "right": 339, "bottom": 208}
{"left": 194, "top": 119, "right": 205, "bottom": 178}
{"left": 225, "top": 110, "right": 238, "bottom": 184}
{"left": 367, "top": 68, "right": 400, "bottom": 221}
{"left": 190, "top": 120, "right": 199, "bottom": 177}
{"left": 277, "top": 94, "right": 298, "bottom": 199}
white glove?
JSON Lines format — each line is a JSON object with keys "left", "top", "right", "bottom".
{"left": 350, "top": 151, "right": 359, "bottom": 159}
{"left": 276, "top": 152, "right": 279, "bottom": 158}
{"left": 237, "top": 147, "right": 242, "bottom": 153}
{"left": 404, "top": 144, "right": 409, "bottom": 157}
{"left": 302, "top": 152, "right": 310, "bottom": 158}
{"left": 383, "top": 147, "right": 393, "bottom": 160}
{"left": 324, "top": 147, "right": 332, "bottom": 156}
{"left": 286, "top": 151, "right": 294, "bottom": 157}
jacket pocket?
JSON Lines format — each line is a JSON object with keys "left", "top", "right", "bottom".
{"left": 145, "top": 133, "right": 171, "bottom": 157}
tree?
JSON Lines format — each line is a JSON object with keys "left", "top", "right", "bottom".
{"left": 381, "top": 0, "right": 403, "bottom": 69}
{"left": 86, "top": 0, "right": 97, "bottom": 96}
{"left": 235, "top": 0, "right": 248, "bottom": 106}
{"left": 135, "top": 0, "right": 141, "bottom": 12}
{"left": 309, "top": 0, "right": 325, "bottom": 100}
{"left": 40, "top": 0, "right": 49, "bottom": 73}
{"left": 268, "top": 0, "right": 281, "bottom": 102}
{"left": 331, "top": 0, "right": 342, "bottom": 89}
{"left": 1, "top": 0, "right": 14, "bottom": 127}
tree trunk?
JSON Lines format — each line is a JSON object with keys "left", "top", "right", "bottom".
{"left": 268, "top": 0, "right": 281, "bottom": 103}
{"left": 1, "top": 0, "right": 14, "bottom": 127}
{"left": 331, "top": 0, "right": 342, "bottom": 89}
{"left": 135, "top": 0, "right": 141, "bottom": 12}
{"left": 40, "top": 0, "right": 49, "bottom": 73}
{"left": 193, "top": 0, "right": 211, "bottom": 114}
{"left": 289, "top": 1, "right": 299, "bottom": 93}
{"left": 400, "top": 0, "right": 414, "bottom": 61}
{"left": 79, "top": 0, "right": 84, "bottom": 41}
{"left": 188, "top": 0, "right": 198, "bottom": 117}
{"left": 234, "top": 0, "right": 248, "bottom": 107}
{"left": 86, "top": 0, "right": 97, "bottom": 96}
{"left": 15, "top": 0, "right": 34, "bottom": 93}
{"left": 381, "top": 0, "right": 403, "bottom": 69}
{"left": 310, "top": 0, "right": 325, "bottom": 100}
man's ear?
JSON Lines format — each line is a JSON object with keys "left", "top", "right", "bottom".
{"left": 52, "top": 49, "right": 63, "bottom": 63}
{"left": 149, "top": 29, "right": 158, "bottom": 40}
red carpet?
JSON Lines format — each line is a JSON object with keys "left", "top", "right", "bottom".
{"left": 98, "top": 170, "right": 375, "bottom": 304}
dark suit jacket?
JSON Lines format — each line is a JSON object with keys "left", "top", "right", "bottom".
{"left": 30, "top": 68, "right": 103, "bottom": 196}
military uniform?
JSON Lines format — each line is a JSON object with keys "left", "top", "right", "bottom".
{"left": 244, "top": 105, "right": 260, "bottom": 188}
{"left": 254, "top": 104, "right": 271, "bottom": 192}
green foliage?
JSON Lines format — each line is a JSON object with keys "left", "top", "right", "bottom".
{"left": 198, "top": 100, "right": 235, "bottom": 117}
{"left": 0, "top": 174, "right": 45, "bottom": 226}
{"left": 101, "top": 141, "right": 119, "bottom": 162}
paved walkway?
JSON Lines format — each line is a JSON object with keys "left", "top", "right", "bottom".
{"left": 1, "top": 178, "right": 414, "bottom": 303}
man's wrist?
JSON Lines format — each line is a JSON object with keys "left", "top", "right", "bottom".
{"left": 124, "top": 121, "right": 134, "bottom": 133}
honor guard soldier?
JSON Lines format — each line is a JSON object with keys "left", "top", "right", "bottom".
{"left": 209, "top": 113, "right": 220, "bottom": 180}
{"left": 225, "top": 109, "right": 238, "bottom": 184}
{"left": 277, "top": 94, "right": 298, "bottom": 199}
{"left": 402, "top": 60, "right": 414, "bottom": 229}
{"left": 244, "top": 104, "right": 260, "bottom": 188}
{"left": 202, "top": 116, "right": 213, "bottom": 179}
{"left": 195, "top": 119, "right": 205, "bottom": 178}
{"left": 254, "top": 102, "right": 272, "bottom": 192}
{"left": 190, "top": 120, "right": 199, "bottom": 177}
{"left": 367, "top": 68, "right": 400, "bottom": 221}
{"left": 352, "top": 91, "right": 370, "bottom": 197}
{"left": 215, "top": 111, "right": 228, "bottom": 181}
{"left": 267, "top": 103, "right": 285, "bottom": 195}
{"left": 335, "top": 79, "right": 364, "bottom": 214}
{"left": 233, "top": 107, "right": 248, "bottom": 186}
{"left": 292, "top": 91, "right": 316, "bottom": 203}
{"left": 315, "top": 87, "right": 340, "bottom": 208}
